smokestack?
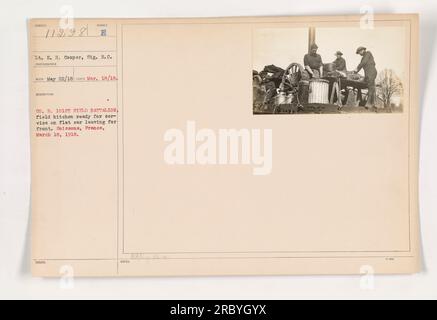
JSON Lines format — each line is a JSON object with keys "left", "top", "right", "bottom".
{"left": 308, "top": 27, "right": 316, "bottom": 53}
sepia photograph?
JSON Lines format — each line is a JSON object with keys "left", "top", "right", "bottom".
{"left": 253, "top": 25, "right": 408, "bottom": 114}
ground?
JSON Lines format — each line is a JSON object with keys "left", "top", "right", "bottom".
{"left": 254, "top": 103, "right": 402, "bottom": 114}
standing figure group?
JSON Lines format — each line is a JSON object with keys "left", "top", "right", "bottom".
{"left": 302, "top": 43, "right": 378, "bottom": 109}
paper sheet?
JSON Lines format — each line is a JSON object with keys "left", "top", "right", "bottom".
{"left": 29, "top": 14, "right": 420, "bottom": 276}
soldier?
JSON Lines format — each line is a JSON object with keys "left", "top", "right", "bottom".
{"left": 333, "top": 51, "right": 347, "bottom": 72}
{"left": 303, "top": 43, "right": 323, "bottom": 79}
{"left": 354, "top": 46, "right": 378, "bottom": 109}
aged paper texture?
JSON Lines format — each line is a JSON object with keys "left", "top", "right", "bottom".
{"left": 29, "top": 14, "right": 420, "bottom": 276}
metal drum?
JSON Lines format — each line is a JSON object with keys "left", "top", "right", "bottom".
{"left": 274, "top": 91, "right": 287, "bottom": 105}
{"left": 323, "top": 63, "right": 336, "bottom": 76}
{"left": 308, "top": 79, "right": 329, "bottom": 104}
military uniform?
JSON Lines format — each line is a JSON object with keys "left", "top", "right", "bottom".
{"left": 333, "top": 57, "right": 347, "bottom": 72}
{"left": 356, "top": 50, "right": 377, "bottom": 107}
{"left": 303, "top": 53, "right": 323, "bottom": 79}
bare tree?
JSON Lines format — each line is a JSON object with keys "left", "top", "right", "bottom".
{"left": 376, "top": 69, "right": 403, "bottom": 110}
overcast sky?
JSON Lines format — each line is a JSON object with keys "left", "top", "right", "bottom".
{"left": 252, "top": 26, "right": 407, "bottom": 82}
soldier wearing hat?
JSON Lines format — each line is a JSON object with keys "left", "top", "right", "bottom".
{"left": 332, "top": 51, "right": 347, "bottom": 72}
{"left": 354, "top": 46, "right": 378, "bottom": 109}
{"left": 303, "top": 43, "right": 323, "bottom": 79}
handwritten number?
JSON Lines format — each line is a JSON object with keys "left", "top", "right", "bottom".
{"left": 44, "top": 26, "right": 87, "bottom": 38}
